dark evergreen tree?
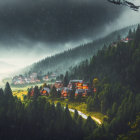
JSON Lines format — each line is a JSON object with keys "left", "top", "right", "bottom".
{"left": 0, "top": 88, "right": 4, "bottom": 96}
{"left": 4, "top": 82, "right": 12, "bottom": 97}
{"left": 33, "top": 86, "right": 40, "bottom": 99}
{"left": 74, "top": 109, "right": 79, "bottom": 121}
{"left": 50, "top": 86, "right": 57, "bottom": 98}
{"left": 57, "top": 90, "right": 61, "bottom": 98}
{"left": 84, "top": 116, "right": 96, "bottom": 134}
{"left": 63, "top": 71, "right": 69, "bottom": 87}
{"left": 128, "top": 29, "right": 133, "bottom": 38}
{"left": 27, "top": 88, "right": 32, "bottom": 99}
{"left": 135, "top": 24, "right": 140, "bottom": 47}
{"left": 69, "top": 84, "right": 75, "bottom": 101}
{"left": 65, "top": 104, "right": 72, "bottom": 121}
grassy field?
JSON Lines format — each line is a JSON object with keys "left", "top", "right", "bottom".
{"left": 11, "top": 83, "right": 42, "bottom": 91}
{"left": 11, "top": 83, "right": 43, "bottom": 101}
{"left": 13, "top": 90, "right": 28, "bottom": 101}
{"left": 11, "top": 81, "right": 54, "bottom": 91}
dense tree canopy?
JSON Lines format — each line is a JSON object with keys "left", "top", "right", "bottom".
{"left": 0, "top": 83, "right": 99, "bottom": 140}
{"left": 66, "top": 25, "right": 140, "bottom": 139}
{"left": 1, "top": 25, "right": 140, "bottom": 140}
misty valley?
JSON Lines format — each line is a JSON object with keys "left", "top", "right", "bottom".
{"left": 0, "top": 0, "right": 140, "bottom": 140}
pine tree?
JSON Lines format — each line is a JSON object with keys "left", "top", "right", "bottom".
{"left": 33, "top": 86, "right": 40, "bottom": 99}
{"left": 77, "top": 116, "right": 83, "bottom": 128}
{"left": 117, "top": 34, "right": 121, "bottom": 41}
{"left": 112, "top": 102, "right": 117, "bottom": 117}
{"left": 57, "top": 90, "right": 61, "bottom": 98}
{"left": 84, "top": 116, "right": 96, "bottom": 133}
{"left": 128, "top": 29, "right": 133, "bottom": 38}
{"left": 4, "top": 82, "right": 12, "bottom": 97}
{"left": 0, "top": 88, "right": 4, "bottom": 96}
{"left": 42, "top": 83, "right": 47, "bottom": 88}
{"left": 50, "top": 86, "right": 57, "bottom": 98}
{"left": 69, "top": 85, "right": 75, "bottom": 101}
{"left": 74, "top": 109, "right": 79, "bottom": 120}
{"left": 63, "top": 71, "right": 69, "bottom": 87}
{"left": 27, "top": 88, "right": 32, "bottom": 99}
{"left": 56, "top": 102, "right": 62, "bottom": 115}
{"left": 65, "top": 104, "right": 72, "bottom": 123}
{"left": 50, "top": 103, "right": 56, "bottom": 120}
{"left": 135, "top": 24, "right": 140, "bottom": 47}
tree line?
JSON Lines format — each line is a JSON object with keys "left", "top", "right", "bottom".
{"left": 0, "top": 82, "right": 99, "bottom": 140}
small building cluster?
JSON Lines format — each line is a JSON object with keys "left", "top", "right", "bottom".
{"left": 39, "top": 80, "right": 92, "bottom": 98}
{"left": 111, "top": 37, "right": 134, "bottom": 48}
{"left": 29, "top": 79, "right": 94, "bottom": 98}
{"left": 12, "top": 73, "right": 40, "bottom": 85}
{"left": 63, "top": 80, "right": 91, "bottom": 98}
{"left": 121, "top": 37, "right": 133, "bottom": 43}
{"left": 55, "top": 81, "right": 63, "bottom": 89}
{"left": 42, "top": 73, "right": 57, "bottom": 82}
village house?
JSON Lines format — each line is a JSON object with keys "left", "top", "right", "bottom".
{"left": 111, "top": 37, "right": 134, "bottom": 48}
{"left": 83, "top": 83, "right": 89, "bottom": 89}
{"left": 30, "top": 73, "right": 37, "bottom": 80}
{"left": 12, "top": 75, "right": 26, "bottom": 85}
{"left": 121, "top": 37, "right": 133, "bottom": 43}
{"left": 41, "top": 87, "right": 50, "bottom": 96}
{"left": 12, "top": 73, "right": 40, "bottom": 85}
{"left": 50, "top": 73, "right": 57, "bottom": 80}
{"left": 68, "top": 80, "right": 83, "bottom": 89}
{"left": 55, "top": 81, "right": 63, "bottom": 89}
{"left": 43, "top": 75, "right": 49, "bottom": 81}
{"left": 75, "top": 89, "right": 85, "bottom": 97}
{"left": 61, "top": 87, "right": 71, "bottom": 98}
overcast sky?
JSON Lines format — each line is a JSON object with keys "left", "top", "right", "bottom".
{"left": 0, "top": 0, "right": 140, "bottom": 75}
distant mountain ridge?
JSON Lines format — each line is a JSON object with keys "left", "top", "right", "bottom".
{"left": 23, "top": 25, "right": 138, "bottom": 76}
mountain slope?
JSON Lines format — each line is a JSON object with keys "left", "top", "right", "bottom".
{"left": 25, "top": 25, "right": 137, "bottom": 75}
{"left": 69, "top": 25, "right": 140, "bottom": 92}
{"left": 67, "top": 25, "right": 140, "bottom": 139}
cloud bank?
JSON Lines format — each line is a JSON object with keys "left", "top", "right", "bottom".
{"left": 0, "top": 0, "right": 139, "bottom": 72}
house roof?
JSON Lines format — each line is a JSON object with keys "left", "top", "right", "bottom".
{"left": 69, "top": 80, "right": 83, "bottom": 84}
{"left": 55, "top": 81, "right": 63, "bottom": 83}
{"left": 75, "top": 89, "right": 85, "bottom": 94}
{"left": 43, "top": 88, "right": 50, "bottom": 93}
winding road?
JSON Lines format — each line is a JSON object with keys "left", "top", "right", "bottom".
{"left": 68, "top": 108, "right": 102, "bottom": 125}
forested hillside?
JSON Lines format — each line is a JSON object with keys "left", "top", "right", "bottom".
{"left": 0, "top": 26, "right": 140, "bottom": 140}
{"left": 69, "top": 25, "right": 140, "bottom": 92}
{"left": 64, "top": 25, "right": 140, "bottom": 139}
{"left": 26, "top": 25, "right": 137, "bottom": 75}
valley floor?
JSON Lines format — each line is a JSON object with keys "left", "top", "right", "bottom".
{"left": 12, "top": 88, "right": 104, "bottom": 125}
{"left": 47, "top": 98, "right": 105, "bottom": 124}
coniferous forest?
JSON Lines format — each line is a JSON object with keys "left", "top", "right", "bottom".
{"left": 1, "top": 1, "right": 140, "bottom": 140}
{"left": 0, "top": 83, "right": 98, "bottom": 140}
{"left": 0, "top": 26, "right": 140, "bottom": 140}
{"left": 60, "top": 25, "right": 140, "bottom": 140}
{"left": 26, "top": 25, "right": 136, "bottom": 75}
